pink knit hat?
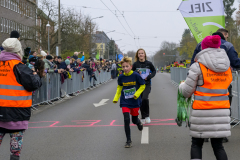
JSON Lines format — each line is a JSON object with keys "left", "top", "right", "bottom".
{"left": 201, "top": 35, "right": 221, "bottom": 50}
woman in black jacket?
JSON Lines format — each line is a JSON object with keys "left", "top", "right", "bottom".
{"left": 132, "top": 48, "right": 156, "bottom": 124}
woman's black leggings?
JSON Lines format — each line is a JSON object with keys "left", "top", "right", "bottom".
{"left": 191, "top": 137, "right": 228, "bottom": 160}
{"left": 140, "top": 84, "right": 151, "bottom": 119}
{"left": 123, "top": 113, "right": 140, "bottom": 142}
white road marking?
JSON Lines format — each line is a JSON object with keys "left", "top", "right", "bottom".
{"left": 93, "top": 99, "right": 109, "bottom": 107}
{"left": 141, "top": 127, "right": 149, "bottom": 144}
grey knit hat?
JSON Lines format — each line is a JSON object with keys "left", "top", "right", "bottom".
{"left": 2, "top": 38, "right": 23, "bottom": 57}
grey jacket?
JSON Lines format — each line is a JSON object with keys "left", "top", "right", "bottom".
{"left": 179, "top": 48, "right": 231, "bottom": 138}
{"left": 43, "top": 59, "right": 55, "bottom": 73}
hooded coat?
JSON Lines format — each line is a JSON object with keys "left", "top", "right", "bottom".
{"left": 179, "top": 48, "right": 231, "bottom": 138}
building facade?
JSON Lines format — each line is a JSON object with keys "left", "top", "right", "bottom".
{"left": 94, "top": 31, "right": 110, "bottom": 59}
{"left": 0, "top": 0, "right": 37, "bottom": 49}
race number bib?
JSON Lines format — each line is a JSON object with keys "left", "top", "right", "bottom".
{"left": 123, "top": 87, "right": 136, "bottom": 99}
{"left": 137, "top": 68, "right": 150, "bottom": 79}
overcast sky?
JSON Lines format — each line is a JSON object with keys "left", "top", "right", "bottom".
{"left": 52, "top": 0, "right": 240, "bottom": 56}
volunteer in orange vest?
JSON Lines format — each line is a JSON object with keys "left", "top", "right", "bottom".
{"left": 0, "top": 38, "right": 42, "bottom": 160}
{"left": 179, "top": 35, "right": 231, "bottom": 160}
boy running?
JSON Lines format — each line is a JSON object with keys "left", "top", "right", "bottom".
{"left": 113, "top": 57, "right": 146, "bottom": 148}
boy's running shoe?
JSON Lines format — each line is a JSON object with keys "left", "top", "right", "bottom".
{"left": 145, "top": 117, "right": 151, "bottom": 124}
{"left": 124, "top": 141, "right": 132, "bottom": 148}
{"left": 141, "top": 119, "right": 146, "bottom": 124}
{"left": 137, "top": 119, "right": 143, "bottom": 131}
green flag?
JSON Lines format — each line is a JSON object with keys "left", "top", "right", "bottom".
{"left": 96, "top": 50, "right": 100, "bottom": 60}
{"left": 178, "top": 0, "right": 225, "bottom": 43}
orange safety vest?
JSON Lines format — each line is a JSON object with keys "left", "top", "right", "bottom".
{"left": 192, "top": 63, "right": 232, "bottom": 110}
{"left": 0, "top": 60, "right": 32, "bottom": 108}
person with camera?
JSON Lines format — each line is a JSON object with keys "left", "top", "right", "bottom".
{"left": 0, "top": 38, "right": 42, "bottom": 160}
{"left": 72, "top": 51, "right": 85, "bottom": 62}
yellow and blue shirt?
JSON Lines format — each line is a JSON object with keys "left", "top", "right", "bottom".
{"left": 113, "top": 70, "right": 146, "bottom": 108}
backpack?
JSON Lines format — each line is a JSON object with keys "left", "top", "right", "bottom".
{"left": 13, "top": 63, "right": 42, "bottom": 92}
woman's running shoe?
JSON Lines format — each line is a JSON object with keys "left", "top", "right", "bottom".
{"left": 145, "top": 117, "right": 151, "bottom": 124}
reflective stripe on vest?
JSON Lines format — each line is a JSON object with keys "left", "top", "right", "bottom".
{"left": 0, "top": 95, "right": 32, "bottom": 100}
{"left": 196, "top": 86, "right": 228, "bottom": 94}
{"left": 192, "top": 63, "right": 232, "bottom": 110}
{"left": 194, "top": 95, "right": 229, "bottom": 101}
{"left": 0, "top": 84, "right": 25, "bottom": 90}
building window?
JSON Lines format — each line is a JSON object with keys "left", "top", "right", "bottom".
{"left": 0, "top": 18, "right": 2, "bottom": 33}
{"left": 16, "top": 0, "right": 19, "bottom": 13}
{"left": 5, "top": 19, "right": 8, "bottom": 33}
{"left": 8, "top": 0, "right": 10, "bottom": 9}
{"left": 8, "top": 20, "right": 10, "bottom": 33}
{"left": 0, "top": 0, "right": 2, "bottom": 7}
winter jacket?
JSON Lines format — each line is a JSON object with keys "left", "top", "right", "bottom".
{"left": 179, "top": 48, "right": 231, "bottom": 138}
{"left": 82, "top": 63, "right": 92, "bottom": 75}
{"left": 72, "top": 55, "right": 85, "bottom": 62}
{"left": 43, "top": 59, "right": 55, "bottom": 73}
{"left": 72, "top": 55, "right": 78, "bottom": 60}
{"left": 191, "top": 39, "right": 240, "bottom": 68}
{"left": 59, "top": 62, "right": 68, "bottom": 70}
{"left": 132, "top": 60, "right": 156, "bottom": 85}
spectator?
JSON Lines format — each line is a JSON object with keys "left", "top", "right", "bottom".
{"left": 0, "top": 38, "right": 42, "bottom": 160}
{"left": 111, "top": 60, "right": 117, "bottom": 79}
{"left": 56, "top": 56, "right": 62, "bottom": 69}
{"left": 72, "top": 52, "right": 79, "bottom": 60}
{"left": 191, "top": 28, "right": 240, "bottom": 68}
{"left": 37, "top": 54, "right": 44, "bottom": 61}
{"left": 53, "top": 56, "right": 58, "bottom": 65}
{"left": 30, "top": 51, "right": 37, "bottom": 57}
{"left": 59, "top": 59, "right": 73, "bottom": 72}
{"left": 43, "top": 55, "right": 62, "bottom": 73}
{"left": 70, "top": 58, "right": 80, "bottom": 72}
{"left": 28, "top": 56, "right": 37, "bottom": 70}
{"left": 10, "top": 30, "right": 20, "bottom": 40}
{"left": 40, "top": 51, "right": 47, "bottom": 59}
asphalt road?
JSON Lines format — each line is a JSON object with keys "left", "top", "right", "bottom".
{"left": 1, "top": 72, "right": 240, "bottom": 160}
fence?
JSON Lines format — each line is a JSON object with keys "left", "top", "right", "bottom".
{"left": 32, "top": 70, "right": 111, "bottom": 108}
{"left": 170, "top": 67, "right": 240, "bottom": 128}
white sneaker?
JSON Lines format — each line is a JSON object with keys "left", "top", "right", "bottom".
{"left": 141, "top": 119, "right": 146, "bottom": 124}
{"left": 145, "top": 117, "right": 151, "bottom": 124}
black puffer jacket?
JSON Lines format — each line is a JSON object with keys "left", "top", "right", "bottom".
{"left": 132, "top": 60, "right": 156, "bottom": 85}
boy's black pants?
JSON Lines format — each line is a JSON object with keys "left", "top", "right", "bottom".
{"left": 123, "top": 113, "right": 139, "bottom": 142}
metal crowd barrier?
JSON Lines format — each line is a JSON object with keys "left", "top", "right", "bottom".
{"left": 170, "top": 67, "right": 240, "bottom": 128}
{"left": 170, "top": 67, "right": 189, "bottom": 87}
{"left": 32, "top": 70, "right": 112, "bottom": 108}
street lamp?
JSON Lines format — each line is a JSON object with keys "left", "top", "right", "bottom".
{"left": 89, "top": 16, "right": 104, "bottom": 56}
{"left": 58, "top": 0, "right": 61, "bottom": 56}
{"left": 46, "top": 21, "right": 51, "bottom": 55}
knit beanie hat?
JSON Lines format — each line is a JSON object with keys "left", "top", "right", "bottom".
{"left": 10, "top": 31, "right": 20, "bottom": 38}
{"left": 41, "top": 50, "right": 47, "bottom": 57}
{"left": 201, "top": 35, "right": 221, "bottom": 50}
{"left": 29, "top": 55, "right": 34, "bottom": 60}
{"left": 46, "top": 55, "right": 53, "bottom": 60}
{"left": 2, "top": 38, "right": 23, "bottom": 57}
{"left": 65, "top": 59, "right": 70, "bottom": 65}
